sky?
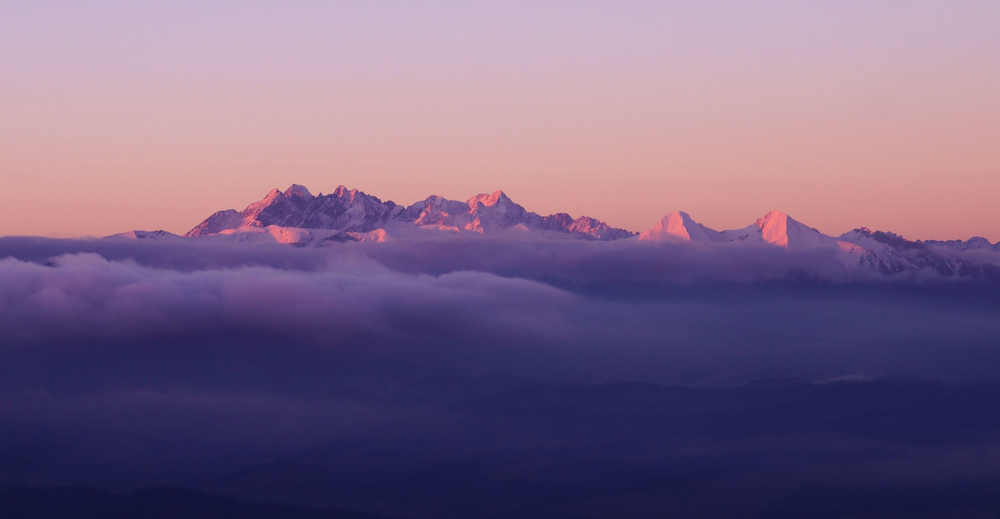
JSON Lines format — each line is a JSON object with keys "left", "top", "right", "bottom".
{"left": 1, "top": 1, "right": 998, "bottom": 240}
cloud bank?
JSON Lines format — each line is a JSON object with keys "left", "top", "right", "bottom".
{"left": 2, "top": 236, "right": 998, "bottom": 388}
{"left": 2, "top": 236, "right": 1000, "bottom": 516}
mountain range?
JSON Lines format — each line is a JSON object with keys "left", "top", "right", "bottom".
{"left": 114, "top": 184, "right": 1000, "bottom": 279}
{"left": 181, "top": 184, "right": 634, "bottom": 243}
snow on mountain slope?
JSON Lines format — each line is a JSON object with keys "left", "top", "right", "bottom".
{"left": 184, "top": 185, "right": 633, "bottom": 241}
{"left": 462, "top": 190, "right": 532, "bottom": 234}
{"left": 560, "top": 215, "right": 634, "bottom": 240}
{"left": 754, "top": 211, "right": 831, "bottom": 248}
{"left": 639, "top": 210, "right": 851, "bottom": 249}
{"left": 637, "top": 211, "right": 724, "bottom": 242}
{"left": 837, "top": 227, "right": 1000, "bottom": 277}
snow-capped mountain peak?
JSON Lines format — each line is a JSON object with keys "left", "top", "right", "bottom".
{"left": 467, "top": 190, "right": 511, "bottom": 209}
{"left": 753, "top": 210, "right": 787, "bottom": 227}
{"left": 638, "top": 211, "right": 722, "bottom": 242}
{"left": 752, "top": 210, "right": 831, "bottom": 248}
{"left": 284, "top": 184, "right": 313, "bottom": 199}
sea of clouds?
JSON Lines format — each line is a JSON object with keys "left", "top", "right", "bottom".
{"left": 2, "top": 236, "right": 1000, "bottom": 517}
{"left": 2, "top": 235, "right": 999, "bottom": 385}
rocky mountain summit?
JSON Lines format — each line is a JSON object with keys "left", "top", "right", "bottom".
{"left": 185, "top": 185, "right": 401, "bottom": 237}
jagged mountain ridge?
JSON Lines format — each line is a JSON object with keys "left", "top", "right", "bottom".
{"left": 185, "top": 184, "right": 634, "bottom": 241}
{"left": 921, "top": 236, "right": 1000, "bottom": 253}
{"left": 839, "top": 227, "right": 1000, "bottom": 277}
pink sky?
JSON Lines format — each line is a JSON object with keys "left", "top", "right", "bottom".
{"left": 2, "top": 2, "right": 999, "bottom": 240}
